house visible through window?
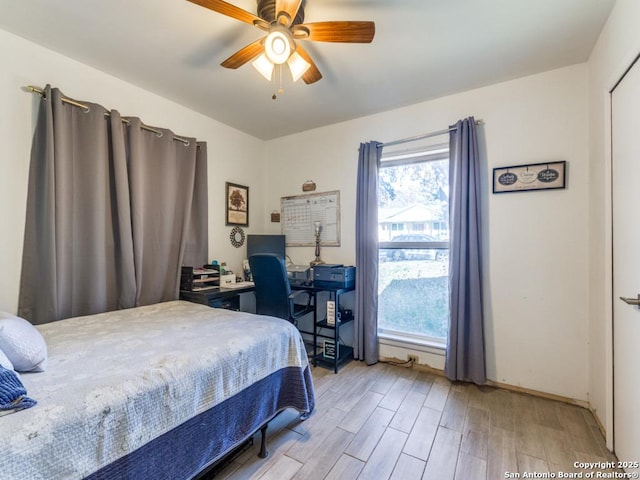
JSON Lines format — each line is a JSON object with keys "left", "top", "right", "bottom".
{"left": 378, "top": 144, "right": 450, "bottom": 345}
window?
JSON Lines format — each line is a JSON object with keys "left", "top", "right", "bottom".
{"left": 377, "top": 144, "right": 450, "bottom": 344}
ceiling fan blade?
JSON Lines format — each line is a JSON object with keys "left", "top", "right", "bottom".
{"left": 294, "top": 45, "right": 322, "bottom": 84}
{"left": 186, "top": 0, "right": 262, "bottom": 26}
{"left": 299, "top": 21, "right": 375, "bottom": 43}
{"left": 221, "top": 38, "right": 265, "bottom": 69}
{"left": 275, "top": 0, "right": 302, "bottom": 23}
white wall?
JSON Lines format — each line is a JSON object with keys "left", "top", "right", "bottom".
{"left": 0, "top": 24, "right": 598, "bottom": 404}
{"left": 0, "top": 29, "right": 266, "bottom": 314}
{"left": 265, "top": 64, "right": 590, "bottom": 401}
{"left": 586, "top": 0, "right": 640, "bottom": 444}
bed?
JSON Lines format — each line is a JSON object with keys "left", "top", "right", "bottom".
{"left": 0, "top": 300, "right": 315, "bottom": 480}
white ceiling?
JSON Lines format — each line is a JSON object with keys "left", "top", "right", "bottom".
{"left": 0, "top": 0, "right": 615, "bottom": 140}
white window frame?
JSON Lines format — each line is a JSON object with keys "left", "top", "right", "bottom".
{"left": 377, "top": 143, "right": 450, "bottom": 348}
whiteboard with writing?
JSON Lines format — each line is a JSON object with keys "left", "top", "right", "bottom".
{"left": 281, "top": 191, "right": 340, "bottom": 246}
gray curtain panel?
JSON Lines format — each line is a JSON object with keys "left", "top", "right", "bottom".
{"left": 445, "top": 117, "right": 486, "bottom": 384}
{"left": 183, "top": 142, "right": 209, "bottom": 269}
{"left": 126, "top": 118, "right": 200, "bottom": 306}
{"left": 355, "top": 141, "right": 382, "bottom": 365}
{"left": 18, "top": 86, "right": 207, "bottom": 324}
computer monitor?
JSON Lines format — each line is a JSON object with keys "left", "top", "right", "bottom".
{"left": 246, "top": 234, "right": 286, "bottom": 261}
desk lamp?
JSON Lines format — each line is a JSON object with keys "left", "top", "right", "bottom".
{"left": 310, "top": 220, "right": 325, "bottom": 266}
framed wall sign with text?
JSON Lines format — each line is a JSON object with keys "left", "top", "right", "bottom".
{"left": 493, "top": 161, "right": 566, "bottom": 193}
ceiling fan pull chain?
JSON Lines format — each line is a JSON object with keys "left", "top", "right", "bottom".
{"left": 278, "top": 64, "right": 284, "bottom": 95}
{"left": 270, "top": 63, "right": 277, "bottom": 99}
{"left": 272, "top": 64, "right": 285, "bottom": 100}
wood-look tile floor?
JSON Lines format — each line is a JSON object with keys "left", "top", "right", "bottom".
{"left": 214, "top": 361, "right": 620, "bottom": 480}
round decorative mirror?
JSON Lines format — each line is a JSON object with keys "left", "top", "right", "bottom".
{"left": 230, "top": 226, "right": 245, "bottom": 248}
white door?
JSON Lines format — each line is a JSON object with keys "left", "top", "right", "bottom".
{"left": 612, "top": 55, "right": 640, "bottom": 468}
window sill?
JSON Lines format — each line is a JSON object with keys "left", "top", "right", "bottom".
{"left": 378, "top": 331, "right": 446, "bottom": 356}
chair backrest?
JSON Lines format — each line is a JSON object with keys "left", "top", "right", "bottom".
{"left": 248, "top": 253, "right": 292, "bottom": 320}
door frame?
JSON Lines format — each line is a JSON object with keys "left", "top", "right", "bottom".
{"left": 605, "top": 48, "right": 640, "bottom": 452}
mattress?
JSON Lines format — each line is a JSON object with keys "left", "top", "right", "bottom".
{"left": 0, "top": 300, "right": 315, "bottom": 479}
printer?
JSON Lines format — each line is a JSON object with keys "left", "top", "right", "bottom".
{"left": 313, "top": 264, "right": 355, "bottom": 288}
{"left": 287, "top": 264, "right": 311, "bottom": 286}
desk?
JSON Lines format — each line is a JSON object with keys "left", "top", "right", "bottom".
{"left": 292, "top": 283, "right": 355, "bottom": 373}
{"left": 180, "top": 284, "right": 255, "bottom": 311}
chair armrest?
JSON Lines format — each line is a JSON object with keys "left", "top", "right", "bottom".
{"left": 289, "top": 290, "right": 312, "bottom": 308}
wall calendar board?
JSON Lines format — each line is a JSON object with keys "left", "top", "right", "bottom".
{"left": 281, "top": 190, "right": 340, "bottom": 247}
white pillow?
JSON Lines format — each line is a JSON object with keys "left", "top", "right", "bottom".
{"left": 0, "top": 312, "right": 47, "bottom": 372}
{"left": 0, "top": 347, "right": 14, "bottom": 371}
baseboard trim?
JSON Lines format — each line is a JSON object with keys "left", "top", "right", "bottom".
{"left": 589, "top": 405, "right": 607, "bottom": 439}
{"left": 484, "top": 378, "right": 590, "bottom": 410}
{"left": 380, "top": 355, "right": 590, "bottom": 409}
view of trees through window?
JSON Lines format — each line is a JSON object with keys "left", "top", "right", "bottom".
{"left": 378, "top": 151, "right": 450, "bottom": 342}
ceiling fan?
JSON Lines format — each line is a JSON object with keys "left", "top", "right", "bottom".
{"left": 187, "top": 0, "right": 375, "bottom": 85}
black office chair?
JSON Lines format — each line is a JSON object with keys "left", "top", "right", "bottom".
{"left": 248, "top": 253, "right": 313, "bottom": 324}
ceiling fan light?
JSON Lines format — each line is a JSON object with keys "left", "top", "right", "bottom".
{"left": 252, "top": 54, "right": 274, "bottom": 81}
{"left": 287, "top": 51, "right": 311, "bottom": 82}
{"left": 264, "top": 30, "right": 291, "bottom": 64}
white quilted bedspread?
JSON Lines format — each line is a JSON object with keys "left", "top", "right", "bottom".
{"left": 0, "top": 301, "right": 309, "bottom": 480}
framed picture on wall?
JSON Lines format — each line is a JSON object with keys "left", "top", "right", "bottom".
{"left": 225, "top": 182, "right": 249, "bottom": 226}
{"left": 492, "top": 161, "right": 566, "bottom": 193}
